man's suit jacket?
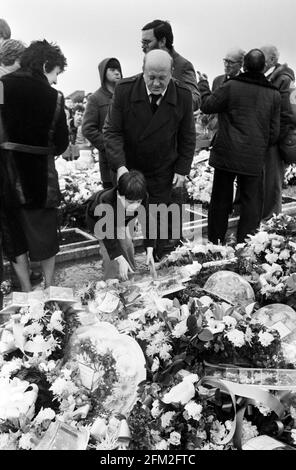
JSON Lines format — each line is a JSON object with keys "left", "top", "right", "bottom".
{"left": 103, "top": 74, "right": 196, "bottom": 201}
{"left": 171, "top": 48, "right": 200, "bottom": 111}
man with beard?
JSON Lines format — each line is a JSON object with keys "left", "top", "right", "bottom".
{"left": 141, "top": 19, "right": 200, "bottom": 111}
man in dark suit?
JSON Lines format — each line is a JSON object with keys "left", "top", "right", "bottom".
{"left": 103, "top": 49, "right": 196, "bottom": 260}
{"left": 141, "top": 19, "right": 200, "bottom": 111}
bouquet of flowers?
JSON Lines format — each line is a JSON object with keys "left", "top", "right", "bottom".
{"left": 236, "top": 216, "right": 296, "bottom": 302}
{"left": 185, "top": 155, "right": 213, "bottom": 205}
{"left": 160, "top": 240, "right": 235, "bottom": 269}
{"left": 58, "top": 163, "right": 103, "bottom": 229}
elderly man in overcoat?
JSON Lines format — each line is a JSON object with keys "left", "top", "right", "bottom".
{"left": 198, "top": 49, "right": 281, "bottom": 244}
{"left": 103, "top": 49, "right": 196, "bottom": 260}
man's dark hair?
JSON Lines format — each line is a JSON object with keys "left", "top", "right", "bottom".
{"left": 20, "top": 39, "right": 67, "bottom": 74}
{"left": 0, "top": 19, "right": 11, "bottom": 40}
{"left": 118, "top": 170, "right": 147, "bottom": 200}
{"left": 142, "top": 19, "right": 174, "bottom": 51}
{"left": 243, "top": 49, "right": 266, "bottom": 73}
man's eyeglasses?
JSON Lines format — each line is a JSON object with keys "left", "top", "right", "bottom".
{"left": 223, "top": 58, "right": 240, "bottom": 65}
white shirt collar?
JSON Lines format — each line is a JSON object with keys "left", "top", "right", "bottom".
{"left": 145, "top": 84, "right": 167, "bottom": 101}
{"left": 265, "top": 66, "right": 276, "bottom": 77}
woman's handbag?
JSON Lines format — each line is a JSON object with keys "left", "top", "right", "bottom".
{"left": 279, "top": 128, "right": 296, "bottom": 164}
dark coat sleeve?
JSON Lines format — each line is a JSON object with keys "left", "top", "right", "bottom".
{"left": 53, "top": 94, "right": 69, "bottom": 155}
{"left": 82, "top": 94, "right": 105, "bottom": 152}
{"left": 174, "top": 89, "right": 196, "bottom": 175}
{"left": 103, "top": 87, "right": 127, "bottom": 171}
{"left": 269, "top": 91, "right": 281, "bottom": 146}
{"left": 198, "top": 79, "right": 228, "bottom": 114}
{"left": 181, "top": 62, "right": 201, "bottom": 111}
{"left": 276, "top": 75, "right": 294, "bottom": 140}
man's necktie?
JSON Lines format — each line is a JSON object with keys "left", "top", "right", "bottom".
{"left": 150, "top": 93, "right": 159, "bottom": 114}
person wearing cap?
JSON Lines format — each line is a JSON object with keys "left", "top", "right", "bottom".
{"left": 82, "top": 57, "right": 122, "bottom": 188}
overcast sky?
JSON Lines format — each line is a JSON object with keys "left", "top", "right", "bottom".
{"left": 2, "top": 0, "right": 296, "bottom": 96}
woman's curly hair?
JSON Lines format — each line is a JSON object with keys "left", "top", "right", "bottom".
{"left": 20, "top": 39, "right": 67, "bottom": 74}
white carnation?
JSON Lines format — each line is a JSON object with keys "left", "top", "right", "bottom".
{"left": 226, "top": 329, "right": 245, "bottom": 347}
{"left": 184, "top": 400, "right": 203, "bottom": 421}
{"left": 258, "top": 331, "right": 275, "bottom": 347}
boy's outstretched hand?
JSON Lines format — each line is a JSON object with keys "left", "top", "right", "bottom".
{"left": 115, "top": 255, "right": 134, "bottom": 281}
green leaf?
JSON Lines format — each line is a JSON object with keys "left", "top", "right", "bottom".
{"left": 198, "top": 328, "right": 214, "bottom": 342}
{"left": 187, "top": 315, "right": 198, "bottom": 336}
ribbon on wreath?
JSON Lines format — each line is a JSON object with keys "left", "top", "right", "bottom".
{"left": 198, "top": 376, "right": 285, "bottom": 449}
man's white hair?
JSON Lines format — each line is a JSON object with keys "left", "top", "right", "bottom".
{"left": 260, "top": 45, "right": 280, "bottom": 61}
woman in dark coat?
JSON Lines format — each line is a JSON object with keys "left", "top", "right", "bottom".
{"left": 0, "top": 40, "right": 69, "bottom": 291}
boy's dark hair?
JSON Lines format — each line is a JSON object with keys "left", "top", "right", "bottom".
{"left": 0, "top": 19, "right": 11, "bottom": 40}
{"left": 20, "top": 39, "right": 67, "bottom": 74}
{"left": 73, "top": 103, "right": 85, "bottom": 114}
{"left": 142, "top": 19, "right": 174, "bottom": 51}
{"left": 117, "top": 170, "right": 147, "bottom": 200}
{"left": 243, "top": 49, "right": 265, "bottom": 73}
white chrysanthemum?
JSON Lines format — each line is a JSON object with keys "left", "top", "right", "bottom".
{"left": 172, "top": 320, "right": 188, "bottom": 338}
{"left": 291, "top": 429, "right": 296, "bottom": 445}
{"left": 146, "top": 343, "right": 159, "bottom": 358}
{"left": 160, "top": 411, "right": 176, "bottom": 428}
{"left": 158, "top": 343, "right": 172, "bottom": 361}
{"left": 50, "top": 377, "right": 77, "bottom": 397}
{"left": 0, "top": 358, "right": 23, "bottom": 378}
{"left": 184, "top": 400, "right": 203, "bottom": 421}
{"left": 226, "top": 329, "right": 245, "bottom": 348}
{"left": 28, "top": 299, "right": 46, "bottom": 320}
{"left": 34, "top": 407, "right": 56, "bottom": 424}
{"left": 258, "top": 331, "right": 275, "bottom": 347}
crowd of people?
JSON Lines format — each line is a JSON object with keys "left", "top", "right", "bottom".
{"left": 0, "top": 17, "right": 295, "bottom": 293}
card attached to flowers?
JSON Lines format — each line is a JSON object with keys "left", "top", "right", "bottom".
{"left": 34, "top": 421, "right": 89, "bottom": 450}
